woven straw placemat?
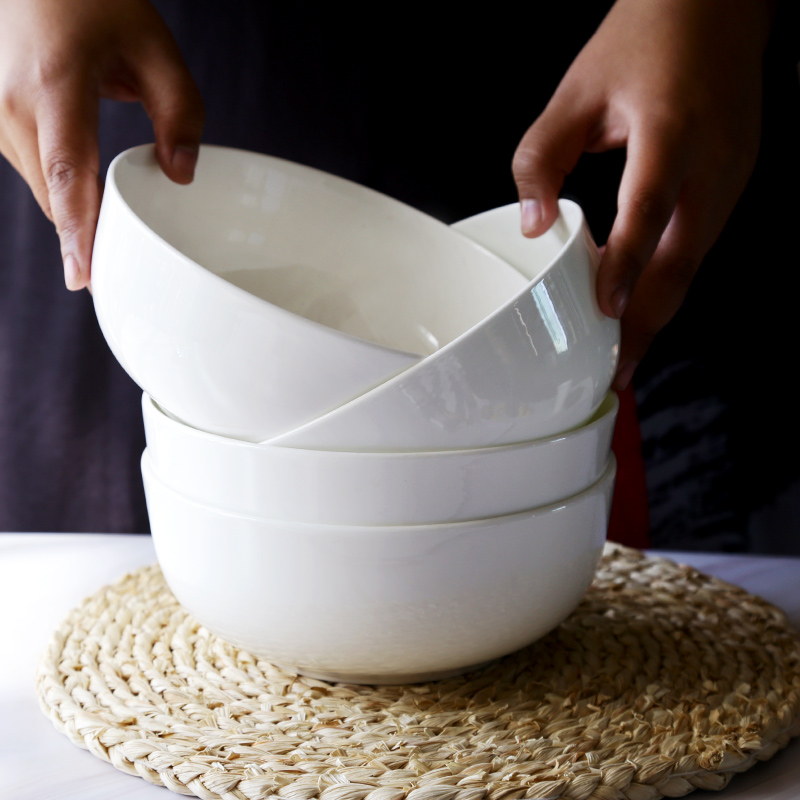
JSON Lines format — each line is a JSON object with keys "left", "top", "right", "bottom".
{"left": 37, "top": 543, "right": 800, "bottom": 800}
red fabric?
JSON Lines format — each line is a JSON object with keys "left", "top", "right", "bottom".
{"left": 607, "top": 385, "right": 650, "bottom": 548}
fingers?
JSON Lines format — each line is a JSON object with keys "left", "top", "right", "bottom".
{"left": 0, "top": 1, "right": 203, "bottom": 293}
{"left": 32, "top": 23, "right": 202, "bottom": 292}
{"left": 36, "top": 71, "right": 100, "bottom": 290}
{"left": 596, "top": 124, "right": 690, "bottom": 320}
{"left": 133, "top": 33, "right": 204, "bottom": 185}
{"left": 4, "top": 122, "right": 53, "bottom": 220}
{"left": 0, "top": 93, "right": 55, "bottom": 218}
{"left": 512, "top": 94, "right": 595, "bottom": 238}
{"left": 612, "top": 194, "right": 707, "bottom": 390}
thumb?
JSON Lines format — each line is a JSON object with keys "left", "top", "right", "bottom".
{"left": 512, "top": 95, "right": 593, "bottom": 238}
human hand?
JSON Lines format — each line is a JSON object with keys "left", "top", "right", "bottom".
{"left": 513, "top": 0, "right": 775, "bottom": 389}
{"left": 0, "top": 0, "right": 204, "bottom": 290}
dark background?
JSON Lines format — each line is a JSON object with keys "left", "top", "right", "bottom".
{"left": 1, "top": 2, "right": 798, "bottom": 549}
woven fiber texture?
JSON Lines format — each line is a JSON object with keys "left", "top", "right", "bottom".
{"left": 37, "top": 544, "right": 800, "bottom": 800}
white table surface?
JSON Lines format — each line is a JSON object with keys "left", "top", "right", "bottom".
{"left": 1, "top": 533, "right": 799, "bottom": 800}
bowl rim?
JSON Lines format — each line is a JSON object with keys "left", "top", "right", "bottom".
{"left": 103, "top": 143, "right": 518, "bottom": 361}
{"left": 142, "top": 448, "right": 616, "bottom": 531}
{"left": 144, "top": 390, "right": 619, "bottom": 458}
{"left": 451, "top": 199, "right": 584, "bottom": 285}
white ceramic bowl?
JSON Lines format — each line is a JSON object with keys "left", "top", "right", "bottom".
{"left": 142, "top": 452, "right": 615, "bottom": 685}
{"left": 270, "top": 200, "right": 620, "bottom": 451}
{"left": 143, "top": 391, "right": 618, "bottom": 525}
{"left": 92, "top": 145, "right": 527, "bottom": 441}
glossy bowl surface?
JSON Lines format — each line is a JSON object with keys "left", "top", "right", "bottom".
{"left": 143, "top": 452, "right": 616, "bottom": 684}
{"left": 92, "top": 144, "right": 526, "bottom": 441}
{"left": 143, "top": 391, "right": 617, "bottom": 525}
{"left": 271, "top": 200, "right": 620, "bottom": 451}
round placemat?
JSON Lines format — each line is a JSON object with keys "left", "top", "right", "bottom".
{"left": 37, "top": 543, "right": 800, "bottom": 800}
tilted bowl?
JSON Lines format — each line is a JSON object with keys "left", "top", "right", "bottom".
{"left": 143, "top": 391, "right": 618, "bottom": 525}
{"left": 92, "top": 145, "right": 527, "bottom": 441}
{"left": 142, "top": 452, "right": 616, "bottom": 685}
{"left": 270, "top": 200, "right": 620, "bottom": 451}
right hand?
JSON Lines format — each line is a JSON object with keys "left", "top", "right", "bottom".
{"left": 512, "top": 0, "right": 773, "bottom": 390}
{"left": 0, "top": 0, "right": 204, "bottom": 290}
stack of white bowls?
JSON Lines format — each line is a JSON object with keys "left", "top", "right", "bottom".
{"left": 92, "top": 145, "right": 620, "bottom": 684}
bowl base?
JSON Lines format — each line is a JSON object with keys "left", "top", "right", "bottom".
{"left": 277, "top": 659, "right": 494, "bottom": 686}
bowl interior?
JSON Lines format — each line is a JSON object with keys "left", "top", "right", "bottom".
{"left": 113, "top": 145, "right": 527, "bottom": 356}
{"left": 453, "top": 201, "right": 581, "bottom": 282}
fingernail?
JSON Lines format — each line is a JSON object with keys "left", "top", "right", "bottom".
{"left": 614, "top": 360, "right": 637, "bottom": 392}
{"left": 64, "top": 254, "right": 81, "bottom": 290}
{"left": 610, "top": 286, "right": 630, "bottom": 319}
{"left": 172, "top": 145, "right": 199, "bottom": 178}
{"left": 521, "top": 199, "right": 543, "bottom": 236}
